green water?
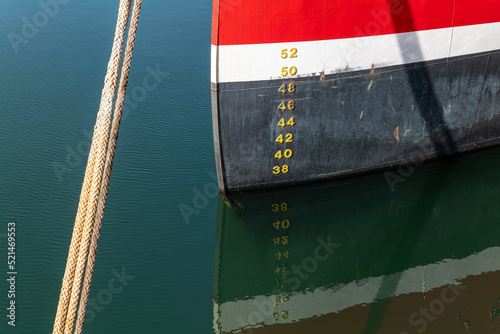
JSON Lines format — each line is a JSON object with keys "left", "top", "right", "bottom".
{"left": 215, "top": 150, "right": 500, "bottom": 333}
{"left": 1, "top": 1, "right": 215, "bottom": 333}
{"left": 1, "top": 1, "right": 500, "bottom": 334}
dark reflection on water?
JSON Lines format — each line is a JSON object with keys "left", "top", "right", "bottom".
{"left": 213, "top": 148, "right": 500, "bottom": 334}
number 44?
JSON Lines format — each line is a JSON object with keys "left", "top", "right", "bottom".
{"left": 277, "top": 117, "right": 295, "bottom": 127}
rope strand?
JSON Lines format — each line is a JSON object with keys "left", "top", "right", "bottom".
{"left": 53, "top": 1, "right": 134, "bottom": 333}
{"left": 74, "top": 1, "right": 143, "bottom": 332}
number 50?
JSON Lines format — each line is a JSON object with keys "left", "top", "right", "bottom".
{"left": 281, "top": 66, "right": 297, "bottom": 77}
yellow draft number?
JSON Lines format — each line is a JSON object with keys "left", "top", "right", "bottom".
{"left": 278, "top": 117, "right": 296, "bottom": 127}
{"left": 277, "top": 100, "right": 295, "bottom": 111}
{"left": 273, "top": 165, "right": 289, "bottom": 174}
{"left": 281, "top": 66, "right": 298, "bottom": 77}
{"left": 274, "top": 149, "right": 293, "bottom": 159}
{"left": 276, "top": 134, "right": 293, "bottom": 143}
{"left": 280, "top": 48, "right": 298, "bottom": 59}
{"left": 278, "top": 83, "right": 296, "bottom": 94}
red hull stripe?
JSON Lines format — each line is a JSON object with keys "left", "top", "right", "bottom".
{"left": 212, "top": 0, "right": 500, "bottom": 46}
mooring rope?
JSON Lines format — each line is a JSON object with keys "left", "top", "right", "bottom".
{"left": 73, "top": 1, "right": 142, "bottom": 333}
{"left": 52, "top": 0, "right": 140, "bottom": 333}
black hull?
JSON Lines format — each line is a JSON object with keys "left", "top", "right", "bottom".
{"left": 212, "top": 51, "right": 500, "bottom": 193}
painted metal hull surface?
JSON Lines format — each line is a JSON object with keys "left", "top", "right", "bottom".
{"left": 211, "top": 0, "right": 500, "bottom": 193}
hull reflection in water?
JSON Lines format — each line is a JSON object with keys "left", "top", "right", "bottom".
{"left": 213, "top": 149, "right": 500, "bottom": 334}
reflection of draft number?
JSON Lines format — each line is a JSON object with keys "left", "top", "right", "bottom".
{"left": 273, "top": 311, "right": 289, "bottom": 321}
{"left": 271, "top": 201, "right": 290, "bottom": 322}
{"left": 272, "top": 202, "right": 288, "bottom": 212}
{"left": 273, "top": 219, "right": 290, "bottom": 229}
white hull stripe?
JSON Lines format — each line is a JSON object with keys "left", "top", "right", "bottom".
{"left": 211, "top": 22, "right": 500, "bottom": 84}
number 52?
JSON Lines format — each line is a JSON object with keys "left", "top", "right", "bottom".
{"left": 281, "top": 48, "right": 298, "bottom": 59}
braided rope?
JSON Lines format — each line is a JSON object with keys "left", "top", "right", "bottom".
{"left": 73, "top": 1, "right": 143, "bottom": 333}
{"left": 53, "top": 1, "right": 133, "bottom": 333}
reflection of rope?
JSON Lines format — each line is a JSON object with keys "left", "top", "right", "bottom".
{"left": 52, "top": 1, "right": 141, "bottom": 333}
{"left": 74, "top": 1, "right": 142, "bottom": 332}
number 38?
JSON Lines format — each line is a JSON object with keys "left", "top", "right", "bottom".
{"left": 273, "top": 165, "right": 289, "bottom": 174}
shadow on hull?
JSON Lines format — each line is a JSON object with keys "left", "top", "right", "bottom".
{"left": 213, "top": 147, "right": 500, "bottom": 333}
